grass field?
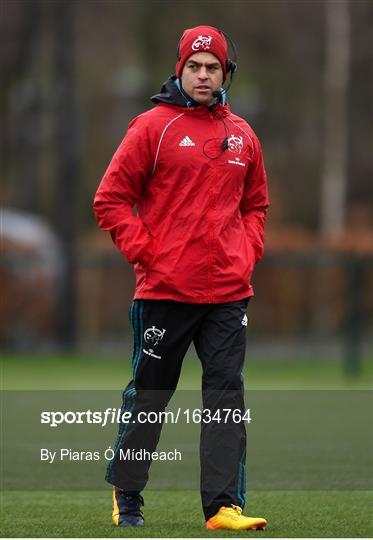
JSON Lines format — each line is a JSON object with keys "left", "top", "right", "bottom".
{"left": 1, "top": 353, "right": 372, "bottom": 390}
{"left": 1, "top": 353, "right": 372, "bottom": 537}
{"left": 1, "top": 490, "right": 373, "bottom": 537}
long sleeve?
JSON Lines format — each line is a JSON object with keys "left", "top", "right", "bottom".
{"left": 93, "top": 117, "right": 155, "bottom": 266}
{"left": 239, "top": 134, "right": 269, "bottom": 264}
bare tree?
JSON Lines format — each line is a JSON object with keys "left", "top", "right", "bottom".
{"left": 321, "top": 0, "right": 351, "bottom": 237}
{"left": 52, "top": 0, "right": 78, "bottom": 348}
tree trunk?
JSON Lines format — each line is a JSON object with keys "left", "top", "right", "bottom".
{"left": 52, "top": 0, "right": 78, "bottom": 349}
{"left": 320, "top": 0, "right": 351, "bottom": 237}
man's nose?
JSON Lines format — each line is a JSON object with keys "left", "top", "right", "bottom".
{"left": 198, "top": 67, "right": 208, "bottom": 79}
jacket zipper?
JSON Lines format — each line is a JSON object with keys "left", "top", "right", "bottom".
{"left": 207, "top": 113, "right": 220, "bottom": 303}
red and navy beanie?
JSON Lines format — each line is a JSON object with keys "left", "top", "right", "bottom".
{"left": 175, "top": 25, "right": 228, "bottom": 82}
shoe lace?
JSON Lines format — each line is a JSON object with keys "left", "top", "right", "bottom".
{"left": 227, "top": 504, "right": 242, "bottom": 516}
{"left": 124, "top": 494, "right": 144, "bottom": 507}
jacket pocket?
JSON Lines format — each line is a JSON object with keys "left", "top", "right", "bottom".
{"left": 137, "top": 235, "right": 158, "bottom": 271}
{"left": 244, "top": 236, "right": 256, "bottom": 282}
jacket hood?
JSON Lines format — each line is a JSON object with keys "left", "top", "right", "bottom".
{"left": 150, "top": 76, "right": 228, "bottom": 110}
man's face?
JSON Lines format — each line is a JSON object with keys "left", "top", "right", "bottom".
{"left": 181, "top": 52, "right": 224, "bottom": 106}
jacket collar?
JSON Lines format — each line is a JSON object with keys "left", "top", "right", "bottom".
{"left": 150, "top": 76, "right": 230, "bottom": 117}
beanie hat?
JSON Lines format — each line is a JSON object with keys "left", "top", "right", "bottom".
{"left": 176, "top": 25, "right": 228, "bottom": 82}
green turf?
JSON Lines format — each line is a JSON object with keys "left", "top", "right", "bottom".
{"left": 1, "top": 490, "right": 372, "bottom": 537}
{"left": 1, "top": 356, "right": 372, "bottom": 537}
{"left": 1, "top": 354, "right": 372, "bottom": 390}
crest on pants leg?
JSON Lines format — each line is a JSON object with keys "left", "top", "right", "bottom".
{"left": 143, "top": 326, "right": 166, "bottom": 358}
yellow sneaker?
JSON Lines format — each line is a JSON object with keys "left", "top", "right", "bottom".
{"left": 112, "top": 487, "right": 144, "bottom": 527}
{"left": 206, "top": 504, "right": 267, "bottom": 530}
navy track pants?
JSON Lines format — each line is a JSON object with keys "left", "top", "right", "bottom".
{"left": 106, "top": 298, "right": 249, "bottom": 520}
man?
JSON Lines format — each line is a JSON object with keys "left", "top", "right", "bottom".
{"left": 94, "top": 25, "right": 269, "bottom": 531}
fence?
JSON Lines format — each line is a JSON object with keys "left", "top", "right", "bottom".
{"left": 1, "top": 247, "right": 371, "bottom": 374}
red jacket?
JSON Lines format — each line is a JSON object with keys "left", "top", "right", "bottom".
{"left": 94, "top": 82, "right": 269, "bottom": 304}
